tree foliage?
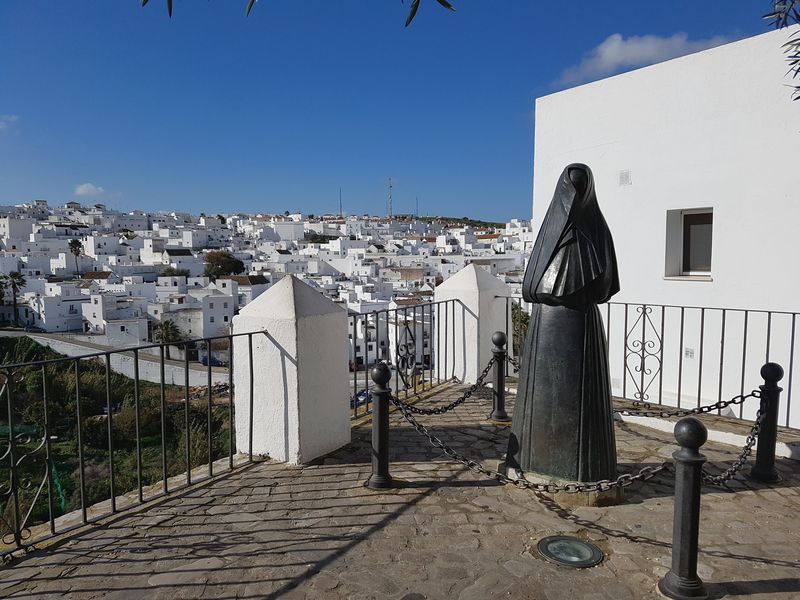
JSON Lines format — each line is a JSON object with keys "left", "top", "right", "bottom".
{"left": 305, "top": 232, "right": 340, "bottom": 244}
{"left": 160, "top": 266, "right": 190, "bottom": 277}
{"left": 154, "top": 319, "right": 183, "bottom": 343}
{"left": 511, "top": 302, "right": 529, "bottom": 358}
{"left": 766, "top": 0, "right": 800, "bottom": 99}
{"left": 68, "top": 238, "right": 83, "bottom": 276}
{"left": 0, "top": 271, "right": 26, "bottom": 327}
{"left": 204, "top": 251, "right": 245, "bottom": 281}
{"left": 0, "top": 336, "right": 232, "bottom": 531}
{"left": 139, "top": 2, "right": 796, "bottom": 97}
{"left": 141, "top": 0, "right": 455, "bottom": 26}
{"left": 154, "top": 319, "right": 183, "bottom": 359}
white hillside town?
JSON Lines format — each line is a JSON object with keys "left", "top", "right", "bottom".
{"left": 0, "top": 202, "right": 534, "bottom": 348}
{"left": 1, "top": 7, "right": 800, "bottom": 595}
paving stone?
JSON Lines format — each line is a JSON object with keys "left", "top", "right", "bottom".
{"left": 0, "top": 386, "right": 797, "bottom": 599}
{"left": 457, "top": 571, "right": 514, "bottom": 600}
{"left": 146, "top": 557, "right": 225, "bottom": 587}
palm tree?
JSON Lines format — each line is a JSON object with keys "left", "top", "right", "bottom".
{"left": 154, "top": 319, "right": 183, "bottom": 359}
{"left": 0, "top": 272, "right": 26, "bottom": 327}
{"left": 68, "top": 239, "right": 83, "bottom": 277}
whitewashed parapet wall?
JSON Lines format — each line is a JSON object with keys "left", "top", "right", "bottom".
{"left": 434, "top": 264, "right": 513, "bottom": 384}
{"left": 232, "top": 276, "right": 351, "bottom": 464}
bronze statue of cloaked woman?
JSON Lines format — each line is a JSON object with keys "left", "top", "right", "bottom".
{"left": 507, "top": 163, "right": 620, "bottom": 483}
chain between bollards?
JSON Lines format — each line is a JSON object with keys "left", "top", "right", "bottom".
{"left": 364, "top": 362, "right": 394, "bottom": 490}
{"left": 489, "top": 331, "right": 511, "bottom": 423}
{"left": 659, "top": 417, "right": 709, "bottom": 600}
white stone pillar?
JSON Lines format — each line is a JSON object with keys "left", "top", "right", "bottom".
{"left": 232, "top": 276, "right": 351, "bottom": 464}
{"left": 434, "top": 264, "right": 513, "bottom": 384}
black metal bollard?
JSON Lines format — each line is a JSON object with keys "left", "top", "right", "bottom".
{"left": 750, "top": 362, "right": 784, "bottom": 483}
{"left": 365, "top": 362, "right": 394, "bottom": 490}
{"left": 659, "top": 417, "right": 709, "bottom": 600}
{"left": 489, "top": 331, "right": 511, "bottom": 422}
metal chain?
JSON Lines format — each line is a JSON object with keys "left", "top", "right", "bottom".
{"left": 506, "top": 355, "right": 520, "bottom": 374}
{"left": 389, "top": 394, "right": 671, "bottom": 493}
{"left": 396, "top": 356, "right": 762, "bottom": 489}
{"left": 701, "top": 408, "right": 763, "bottom": 486}
{"left": 398, "top": 357, "right": 496, "bottom": 415}
{"left": 615, "top": 390, "right": 761, "bottom": 419}
{"left": 505, "top": 354, "right": 760, "bottom": 420}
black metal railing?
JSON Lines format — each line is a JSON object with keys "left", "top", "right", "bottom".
{"left": 0, "top": 330, "right": 261, "bottom": 558}
{"left": 349, "top": 299, "right": 462, "bottom": 419}
{"left": 498, "top": 296, "right": 798, "bottom": 430}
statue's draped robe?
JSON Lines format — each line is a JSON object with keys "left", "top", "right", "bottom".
{"left": 507, "top": 164, "right": 620, "bottom": 482}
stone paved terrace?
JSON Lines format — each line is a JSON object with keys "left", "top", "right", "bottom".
{"left": 1, "top": 384, "right": 799, "bottom": 600}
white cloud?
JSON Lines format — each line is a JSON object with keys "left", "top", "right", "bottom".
{"left": 74, "top": 182, "right": 106, "bottom": 197}
{"left": 0, "top": 115, "right": 19, "bottom": 133}
{"left": 559, "top": 32, "right": 730, "bottom": 86}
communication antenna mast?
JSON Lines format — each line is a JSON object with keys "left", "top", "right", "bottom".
{"left": 415, "top": 196, "right": 419, "bottom": 218}
{"left": 387, "top": 177, "right": 393, "bottom": 219}
{"left": 339, "top": 187, "right": 343, "bottom": 219}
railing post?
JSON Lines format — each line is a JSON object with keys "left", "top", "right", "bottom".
{"left": 659, "top": 417, "right": 709, "bottom": 600}
{"left": 489, "top": 331, "right": 511, "bottom": 422}
{"left": 749, "top": 362, "right": 784, "bottom": 483}
{"left": 365, "top": 362, "right": 394, "bottom": 490}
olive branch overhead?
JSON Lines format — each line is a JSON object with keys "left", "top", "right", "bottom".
{"left": 140, "top": 0, "right": 455, "bottom": 26}
{"left": 140, "top": 0, "right": 797, "bottom": 99}
{"left": 765, "top": 0, "right": 800, "bottom": 99}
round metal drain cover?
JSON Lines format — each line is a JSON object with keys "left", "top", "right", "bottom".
{"left": 536, "top": 536, "right": 603, "bottom": 568}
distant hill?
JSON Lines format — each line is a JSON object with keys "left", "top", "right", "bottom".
{"left": 414, "top": 215, "right": 505, "bottom": 229}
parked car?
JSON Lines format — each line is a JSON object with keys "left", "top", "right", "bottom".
{"left": 351, "top": 389, "right": 373, "bottom": 410}
{"left": 200, "top": 355, "right": 223, "bottom": 367}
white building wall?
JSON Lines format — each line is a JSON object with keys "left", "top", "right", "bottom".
{"left": 532, "top": 27, "right": 800, "bottom": 426}
{"left": 533, "top": 27, "right": 800, "bottom": 311}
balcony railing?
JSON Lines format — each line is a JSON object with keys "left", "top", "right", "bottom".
{"left": 1, "top": 301, "right": 473, "bottom": 557}
{"left": 349, "top": 299, "right": 461, "bottom": 419}
{"left": 0, "top": 331, "right": 253, "bottom": 558}
{"left": 8, "top": 294, "right": 790, "bottom": 559}
{"left": 499, "top": 296, "right": 798, "bottom": 430}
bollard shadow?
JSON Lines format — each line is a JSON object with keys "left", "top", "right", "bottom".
{"left": 355, "top": 376, "right": 800, "bottom": 491}
{"left": 534, "top": 491, "right": 800, "bottom": 571}
{"left": 344, "top": 406, "right": 796, "bottom": 505}
{"left": 0, "top": 457, "right": 472, "bottom": 600}
{"left": 707, "top": 578, "right": 800, "bottom": 598}
{"left": 616, "top": 420, "right": 800, "bottom": 493}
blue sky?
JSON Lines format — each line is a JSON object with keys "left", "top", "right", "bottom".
{"left": 0, "top": 1, "right": 769, "bottom": 221}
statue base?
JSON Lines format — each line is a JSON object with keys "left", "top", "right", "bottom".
{"left": 500, "top": 462, "right": 624, "bottom": 508}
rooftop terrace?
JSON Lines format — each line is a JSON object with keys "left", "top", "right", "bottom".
{"left": 1, "top": 384, "right": 798, "bottom": 600}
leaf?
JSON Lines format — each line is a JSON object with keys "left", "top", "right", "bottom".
{"left": 435, "top": 0, "right": 456, "bottom": 11}
{"left": 405, "top": 0, "right": 420, "bottom": 27}
{"left": 141, "top": 0, "right": 149, "bottom": 6}
{"left": 246, "top": 0, "right": 256, "bottom": 16}
{"left": 167, "top": 0, "right": 172, "bottom": 17}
